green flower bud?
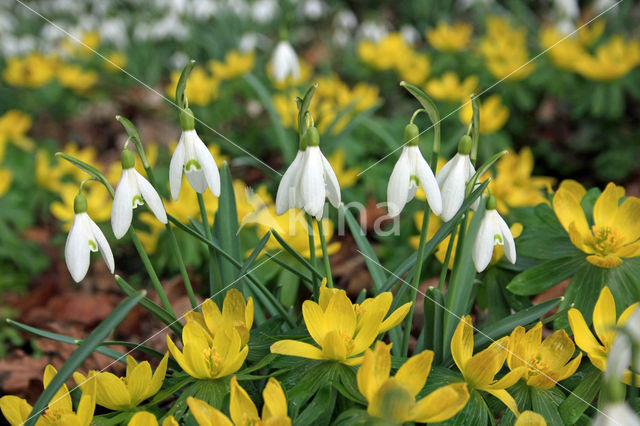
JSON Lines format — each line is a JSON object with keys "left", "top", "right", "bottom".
{"left": 404, "top": 123, "right": 420, "bottom": 146}
{"left": 74, "top": 193, "right": 88, "bottom": 214}
{"left": 303, "top": 126, "right": 320, "bottom": 147}
{"left": 180, "top": 107, "right": 195, "bottom": 131}
{"left": 487, "top": 194, "right": 497, "bottom": 210}
{"left": 457, "top": 135, "right": 472, "bottom": 155}
{"left": 121, "top": 149, "right": 135, "bottom": 169}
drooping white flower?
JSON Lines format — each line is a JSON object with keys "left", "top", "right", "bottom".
{"left": 169, "top": 108, "right": 221, "bottom": 201}
{"left": 472, "top": 198, "right": 516, "bottom": 272}
{"left": 112, "top": 149, "right": 167, "bottom": 239}
{"left": 592, "top": 403, "right": 640, "bottom": 426}
{"left": 66, "top": 193, "right": 114, "bottom": 282}
{"left": 275, "top": 126, "right": 340, "bottom": 220}
{"left": 606, "top": 307, "right": 640, "bottom": 381}
{"left": 387, "top": 123, "right": 442, "bottom": 217}
{"left": 437, "top": 135, "right": 476, "bottom": 222}
{"left": 270, "top": 40, "right": 300, "bottom": 83}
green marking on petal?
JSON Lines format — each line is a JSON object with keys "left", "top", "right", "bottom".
{"left": 132, "top": 195, "right": 144, "bottom": 208}
{"left": 494, "top": 233, "right": 504, "bottom": 245}
{"left": 88, "top": 240, "right": 98, "bottom": 251}
{"left": 185, "top": 159, "right": 201, "bottom": 172}
{"left": 410, "top": 175, "right": 420, "bottom": 185}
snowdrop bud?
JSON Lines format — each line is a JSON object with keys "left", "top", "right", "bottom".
{"left": 404, "top": 123, "right": 419, "bottom": 146}
{"left": 458, "top": 135, "right": 472, "bottom": 155}
{"left": 437, "top": 135, "right": 476, "bottom": 221}
{"left": 74, "top": 192, "right": 88, "bottom": 214}
{"left": 472, "top": 196, "right": 516, "bottom": 272}
{"left": 180, "top": 107, "right": 195, "bottom": 131}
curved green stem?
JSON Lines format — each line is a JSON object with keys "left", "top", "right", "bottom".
{"left": 316, "top": 218, "right": 334, "bottom": 288}
{"left": 306, "top": 214, "right": 319, "bottom": 299}
{"left": 197, "top": 193, "right": 223, "bottom": 300}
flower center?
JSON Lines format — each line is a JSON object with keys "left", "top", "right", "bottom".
{"left": 43, "top": 407, "right": 68, "bottom": 422}
{"left": 588, "top": 226, "right": 624, "bottom": 256}
{"left": 527, "top": 354, "right": 549, "bottom": 377}
{"left": 202, "top": 346, "right": 223, "bottom": 375}
{"left": 341, "top": 332, "right": 355, "bottom": 353}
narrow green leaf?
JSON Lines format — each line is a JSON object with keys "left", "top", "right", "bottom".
{"left": 270, "top": 228, "right": 325, "bottom": 280}
{"left": 55, "top": 153, "right": 114, "bottom": 197}
{"left": 531, "top": 387, "right": 564, "bottom": 426}
{"left": 466, "top": 150, "right": 507, "bottom": 196}
{"left": 507, "top": 256, "right": 585, "bottom": 296}
{"left": 400, "top": 81, "right": 440, "bottom": 154}
{"left": 213, "top": 163, "right": 242, "bottom": 290}
{"left": 470, "top": 94, "right": 480, "bottom": 162}
{"left": 296, "top": 83, "right": 318, "bottom": 136}
{"left": 175, "top": 59, "right": 196, "bottom": 109}
{"left": 25, "top": 292, "right": 145, "bottom": 426}
{"left": 421, "top": 286, "right": 444, "bottom": 364}
{"left": 559, "top": 364, "right": 602, "bottom": 424}
{"left": 295, "top": 385, "right": 336, "bottom": 425}
{"left": 115, "top": 115, "right": 149, "bottom": 168}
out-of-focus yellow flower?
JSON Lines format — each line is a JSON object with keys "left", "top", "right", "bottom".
{"left": 35, "top": 150, "right": 65, "bottom": 191}
{"left": 128, "top": 412, "right": 178, "bottom": 426}
{"left": 61, "top": 32, "right": 100, "bottom": 57}
{"left": 185, "top": 289, "right": 254, "bottom": 346}
{"left": 481, "top": 17, "right": 534, "bottom": 81}
{"left": 490, "top": 147, "right": 555, "bottom": 214}
{"left": 327, "top": 149, "right": 359, "bottom": 188}
{"left": 166, "top": 67, "right": 219, "bottom": 106}
{"left": 51, "top": 183, "right": 112, "bottom": 231}
{"left": 578, "top": 20, "right": 605, "bottom": 47}
{"left": 516, "top": 411, "right": 547, "bottom": 425}
{"left": 73, "top": 353, "right": 169, "bottom": 411}
{"left": 188, "top": 376, "right": 290, "bottom": 426}
{"left": 57, "top": 64, "right": 98, "bottom": 93}
{"left": 234, "top": 180, "right": 273, "bottom": 227}
{"left": 358, "top": 33, "right": 430, "bottom": 85}
{"left": 459, "top": 94, "right": 509, "bottom": 134}
{"left": 0, "top": 109, "right": 33, "bottom": 153}
{"left": 539, "top": 27, "right": 587, "bottom": 71}
{"left": 0, "top": 365, "right": 96, "bottom": 426}
{"left": 573, "top": 36, "right": 640, "bottom": 81}
{"left": 425, "top": 72, "right": 478, "bottom": 102}
{"left": 553, "top": 180, "right": 640, "bottom": 268}
{"left": 0, "top": 168, "right": 12, "bottom": 196}
{"left": 271, "top": 284, "right": 410, "bottom": 365}
{"left": 58, "top": 143, "right": 98, "bottom": 182}
{"left": 426, "top": 22, "right": 473, "bottom": 52}
{"left": 569, "top": 286, "right": 639, "bottom": 384}
{"left": 452, "top": 316, "right": 525, "bottom": 415}
{"left": 209, "top": 50, "right": 255, "bottom": 81}
{"left": 358, "top": 341, "right": 469, "bottom": 424}
{"left": 397, "top": 53, "right": 430, "bottom": 86}
{"left": 3, "top": 53, "right": 58, "bottom": 87}
{"left": 104, "top": 52, "right": 127, "bottom": 71}
{"left": 507, "top": 322, "right": 582, "bottom": 389}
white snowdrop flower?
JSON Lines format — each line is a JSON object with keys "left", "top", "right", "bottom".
{"left": 303, "top": 0, "right": 326, "bottom": 20}
{"left": 275, "top": 126, "right": 340, "bottom": 220}
{"left": 437, "top": 135, "right": 476, "bottom": 222}
{"left": 334, "top": 9, "right": 357, "bottom": 30}
{"left": 592, "top": 403, "right": 640, "bottom": 426}
{"left": 606, "top": 307, "right": 640, "bottom": 381}
{"left": 357, "top": 20, "right": 388, "bottom": 42}
{"left": 65, "top": 193, "right": 114, "bottom": 283}
{"left": 270, "top": 40, "right": 300, "bottom": 83}
{"left": 472, "top": 196, "right": 516, "bottom": 272}
{"left": 239, "top": 33, "right": 259, "bottom": 52}
{"left": 111, "top": 149, "right": 167, "bottom": 239}
{"left": 169, "top": 108, "right": 221, "bottom": 201}
{"left": 400, "top": 24, "right": 420, "bottom": 45}
{"left": 252, "top": 0, "right": 279, "bottom": 23}
{"left": 387, "top": 123, "right": 441, "bottom": 218}
{"left": 594, "top": 0, "right": 618, "bottom": 13}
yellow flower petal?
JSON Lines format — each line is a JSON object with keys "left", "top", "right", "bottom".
{"left": 302, "top": 300, "right": 327, "bottom": 345}
{"left": 411, "top": 382, "right": 469, "bottom": 423}
{"left": 324, "top": 292, "right": 357, "bottom": 339}
{"left": 507, "top": 326, "right": 527, "bottom": 370}
{"left": 95, "top": 371, "right": 131, "bottom": 410}
{"left": 486, "top": 367, "right": 526, "bottom": 390}
{"left": 230, "top": 376, "right": 259, "bottom": 424}
{"left": 615, "top": 196, "right": 640, "bottom": 242}
{"left": 451, "top": 316, "right": 474, "bottom": 372}
{"left": 128, "top": 361, "right": 152, "bottom": 405}
{"left": 618, "top": 303, "right": 640, "bottom": 327}
{"left": 485, "top": 389, "right": 520, "bottom": 416}
{"left": 553, "top": 184, "right": 590, "bottom": 238}
{"left": 262, "top": 378, "right": 288, "bottom": 421}
{"left": 357, "top": 341, "right": 392, "bottom": 402}
{"left": 128, "top": 411, "right": 159, "bottom": 426}
{"left": 394, "top": 349, "right": 433, "bottom": 398}
{"left": 187, "top": 397, "right": 233, "bottom": 426}
{"left": 463, "top": 337, "right": 509, "bottom": 389}
{"left": 538, "top": 330, "right": 575, "bottom": 371}
{"left": 322, "top": 330, "right": 349, "bottom": 361}
{"left": 162, "top": 416, "right": 179, "bottom": 426}
{"left": 183, "top": 321, "right": 214, "bottom": 347}
{"left": 270, "top": 340, "right": 324, "bottom": 360}
{"left": 379, "top": 302, "right": 412, "bottom": 334}
{"left": 219, "top": 345, "right": 249, "bottom": 378}
{"left": 351, "top": 304, "right": 387, "bottom": 356}
{"left": 167, "top": 335, "right": 198, "bottom": 378}
{"left": 76, "top": 372, "right": 96, "bottom": 426}
{"left": 202, "top": 299, "right": 223, "bottom": 335}
{"left": 593, "top": 183, "right": 625, "bottom": 229}
{"left": 0, "top": 395, "right": 32, "bottom": 426}
{"left": 568, "top": 308, "right": 605, "bottom": 356}
{"left": 245, "top": 297, "right": 254, "bottom": 330}
{"left": 149, "top": 353, "right": 169, "bottom": 397}
{"left": 184, "top": 342, "right": 213, "bottom": 380}
{"left": 43, "top": 364, "right": 73, "bottom": 413}
{"left": 593, "top": 286, "right": 617, "bottom": 348}
{"left": 586, "top": 254, "right": 623, "bottom": 268}
{"left": 515, "top": 410, "right": 547, "bottom": 425}
{"left": 125, "top": 355, "right": 139, "bottom": 378}
{"left": 368, "top": 378, "right": 413, "bottom": 423}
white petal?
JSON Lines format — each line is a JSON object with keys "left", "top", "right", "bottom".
{"left": 65, "top": 214, "right": 91, "bottom": 282}
{"left": 321, "top": 152, "right": 341, "bottom": 208}
{"left": 87, "top": 216, "right": 115, "bottom": 273}
{"left": 169, "top": 136, "right": 186, "bottom": 201}
{"left": 439, "top": 156, "right": 467, "bottom": 222}
{"left": 386, "top": 148, "right": 411, "bottom": 217}
{"left": 494, "top": 211, "right": 516, "bottom": 264}
{"left": 193, "top": 134, "right": 221, "bottom": 197}
{"left": 111, "top": 171, "right": 133, "bottom": 239}
{"left": 294, "top": 151, "right": 307, "bottom": 209}
{"left": 473, "top": 212, "right": 496, "bottom": 273}
{"left": 436, "top": 153, "right": 458, "bottom": 188}
{"left": 135, "top": 171, "right": 167, "bottom": 224}
{"left": 275, "top": 150, "right": 303, "bottom": 215}
{"left": 186, "top": 169, "right": 207, "bottom": 193}
{"left": 301, "top": 147, "right": 325, "bottom": 218}
{"left": 412, "top": 148, "right": 442, "bottom": 216}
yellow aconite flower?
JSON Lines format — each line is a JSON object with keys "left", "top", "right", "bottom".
{"left": 73, "top": 353, "right": 169, "bottom": 411}
{"left": 507, "top": 322, "right": 582, "bottom": 389}
{"left": 569, "top": 286, "right": 639, "bottom": 383}
{"left": 271, "top": 286, "right": 410, "bottom": 365}
{"left": 167, "top": 322, "right": 248, "bottom": 380}
{"left": 61, "top": 31, "right": 100, "bottom": 57}
{"left": 327, "top": 149, "right": 359, "bottom": 188}
{"left": 0, "top": 365, "right": 96, "bottom": 426}
{"left": 489, "top": 147, "right": 555, "bottom": 214}
{"left": 185, "top": 289, "right": 254, "bottom": 347}
{"left": 425, "top": 72, "right": 478, "bottom": 102}
{"left": 481, "top": 17, "right": 534, "bottom": 81}
{"left": 540, "top": 27, "right": 587, "bottom": 71}
{"left": 128, "top": 411, "right": 178, "bottom": 426}
{"left": 358, "top": 342, "right": 469, "bottom": 424}
{"left": 573, "top": 36, "right": 640, "bottom": 81}
{"left": 35, "top": 150, "right": 65, "bottom": 191}
{"left": 188, "top": 376, "right": 290, "bottom": 426}
{"left": 166, "top": 67, "right": 219, "bottom": 106}
{"left": 0, "top": 109, "right": 33, "bottom": 152}
{"left": 426, "top": 21, "right": 473, "bottom": 52}
{"left": 3, "top": 53, "right": 57, "bottom": 87}
{"left": 553, "top": 180, "right": 640, "bottom": 268}
{"left": 516, "top": 411, "right": 547, "bottom": 425}
{"left": 57, "top": 65, "right": 98, "bottom": 93}
{"left": 51, "top": 183, "right": 112, "bottom": 231}
{"left": 459, "top": 94, "right": 509, "bottom": 134}
{"left": 452, "top": 316, "right": 525, "bottom": 415}
{"left": 0, "top": 168, "right": 12, "bottom": 196}
{"left": 209, "top": 50, "right": 255, "bottom": 81}
{"left": 105, "top": 52, "right": 127, "bottom": 71}
{"left": 397, "top": 53, "right": 430, "bottom": 86}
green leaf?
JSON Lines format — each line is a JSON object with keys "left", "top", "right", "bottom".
{"left": 55, "top": 152, "right": 114, "bottom": 197}
{"left": 484, "top": 268, "right": 510, "bottom": 324}
{"left": 473, "top": 298, "right": 563, "bottom": 349}
{"left": 531, "top": 387, "right": 564, "bottom": 426}
{"left": 341, "top": 206, "right": 386, "bottom": 293}
{"left": 295, "top": 385, "right": 336, "bottom": 425}
{"left": 421, "top": 286, "right": 444, "bottom": 364}
{"left": 115, "top": 115, "right": 150, "bottom": 169}
{"left": 296, "top": 83, "right": 318, "bottom": 136}
{"left": 555, "top": 263, "right": 610, "bottom": 328}
{"left": 114, "top": 275, "right": 182, "bottom": 335}
{"left": 470, "top": 94, "right": 480, "bottom": 162}
{"left": 25, "top": 291, "right": 145, "bottom": 426}
{"left": 507, "top": 255, "right": 585, "bottom": 296}
{"left": 270, "top": 227, "right": 325, "bottom": 280}
{"left": 213, "top": 163, "right": 242, "bottom": 291}
{"left": 175, "top": 59, "right": 196, "bottom": 109}
{"left": 97, "top": 341, "right": 177, "bottom": 368}
{"left": 335, "top": 364, "right": 366, "bottom": 405}
{"left": 559, "top": 364, "right": 602, "bottom": 424}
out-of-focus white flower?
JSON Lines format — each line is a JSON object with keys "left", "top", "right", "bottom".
{"left": 386, "top": 123, "right": 441, "bottom": 217}
{"left": 553, "top": 0, "right": 579, "bottom": 34}
{"left": 99, "top": 18, "right": 128, "bottom": 48}
{"left": 270, "top": 40, "right": 300, "bottom": 82}
{"left": 112, "top": 150, "right": 167, "bottom": 239}
{"left": 252, "top": 0, "right": 279, "bottom": 23}
{"left": 594, "top": 0, "right": 618, "bottom": 13}
{"left": 357, "top": 20, "right": 388, "bottom": 42}
{"left": 239, "top": 33, "right": 259, "bottom": 52}
{"left": 592, "top": 403, "right": 640, "bottom": 426}
{"left": 472, "top": 199, "right": 516, "bottom": 272}
{"left": 437, "top": 135, "right": 476, "bottom": 222}
{"left": 400, "top": 24, "right": 420, "bottom": 45}
{"left": 606, "top": 307, "right": 640, "bottom": 381}
{"left": 303, "top": 0, "right": 326, "bottom": 20}
{"left": 334, "top": 9, "right": 357, "bottom": 30}
{"left": 66, "top": 193, "right": 114, "bottom": 282}
{"left": 332, "top": 28, "right": 350, "bottom": 47}
{"left": 169, "top": 108, "right": 221, "bottom": 201}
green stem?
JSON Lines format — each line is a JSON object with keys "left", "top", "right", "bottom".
{"left": 438, "top": 221, "right": 460, "bottom": 291}
{"left": 197, "top": 193, "right": 222, "bottom": 300}
{"left": 129, "top": 229, "right": 175, "bottom": 317}
{"left": 306, "top": 214, "right": 319, "bottom": 299}
{"left": 316, "top": 218, "right": 334, "bottom": 288}
{"left": 166, "top": 225, "right": 197, "bottom": 309}
{"left": 402, "top": 202, "right": 431, "bottom": 357}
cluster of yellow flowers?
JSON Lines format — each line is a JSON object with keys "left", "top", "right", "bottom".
{"left": 480, "top": 16, "right": 535, "bottom": 81}
{"left": 358, "top": 33, "right": 431, "bottom": 85}
{"left": 426, "top": 21, "right": 473, "bottom": 52}
{"left": 166, "top": 50, "right": 255, "bottom": 106}
{"left": 0, "top": 109, "right": 35, "bottom": 196}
